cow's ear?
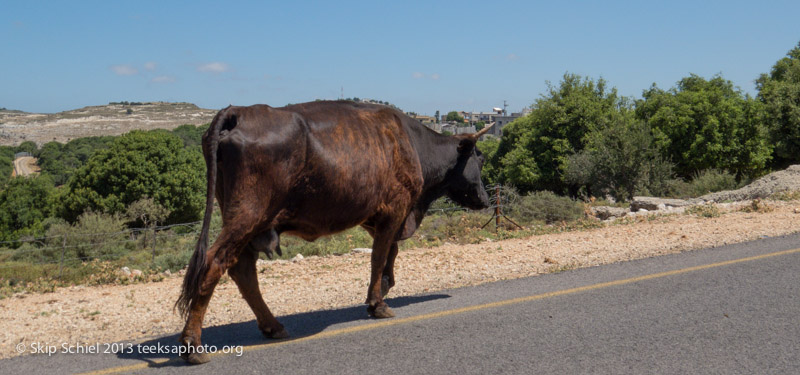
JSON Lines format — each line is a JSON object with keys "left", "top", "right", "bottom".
{"left": 457, "top": 137, "right": 476, "bottom": 155}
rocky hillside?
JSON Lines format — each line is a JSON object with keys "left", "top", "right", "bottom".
{"left": 0, "top": 102, "right": 218, "bottom": 146}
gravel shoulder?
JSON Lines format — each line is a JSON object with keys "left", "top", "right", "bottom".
{"left": 2, "top": 200, "right": 800, "bottom": 360}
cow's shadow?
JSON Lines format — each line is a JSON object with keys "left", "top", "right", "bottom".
{"left": 116, "top": 294, "right": 449, "bottom": 366}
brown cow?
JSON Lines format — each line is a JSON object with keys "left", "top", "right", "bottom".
{"left": 176, "top": 101, "right": 492, "bottom": 364}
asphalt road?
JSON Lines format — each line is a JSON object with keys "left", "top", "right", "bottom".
{"left": 4, "top": 233, "right": 800, "bottom": 374}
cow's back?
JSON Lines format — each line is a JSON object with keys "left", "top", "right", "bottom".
{"left": 216, "top": 101, "right": 423, "bottom": 240}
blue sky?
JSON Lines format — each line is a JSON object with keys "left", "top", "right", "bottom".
{"left": 2, "top": 1, "right": 799, "bottom": 115}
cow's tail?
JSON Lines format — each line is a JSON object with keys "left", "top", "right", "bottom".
{"left": 175, "top": 106, "right": 234, "bottom": 318}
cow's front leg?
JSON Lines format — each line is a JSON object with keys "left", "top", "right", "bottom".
{"left": 366, "top": 230, "right": 398, "bottom": 318}
{"left": 381, "top": 242, "right": 399, "bottom": 297}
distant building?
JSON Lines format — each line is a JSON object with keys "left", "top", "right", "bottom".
{"left": 451, "top": 106, "right": 532, "bottom": 138}
{"left": 459, "top": 108, "right": 503, "bottom": 123}
{"left": 489, "top": 112, "right": 525, "bottom": 137}
{"left": 420, "top": 105, "right": 531, "bottom": 137}
{"left": 409, "top": 114, "right": 436, "bottom": 126}
{"left": 441, "top": 123, "right": 476, "bottom": 135}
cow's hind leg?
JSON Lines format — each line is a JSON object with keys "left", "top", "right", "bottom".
{"left": 228, "top": 247, "right": 289, "bottom": 339}
{"left": 179, "top": 225, "right": 256, "bottom": 364}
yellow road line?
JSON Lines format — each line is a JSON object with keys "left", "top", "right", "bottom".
{"left": 80, "top": 247, "right": 800, "bottom": 375}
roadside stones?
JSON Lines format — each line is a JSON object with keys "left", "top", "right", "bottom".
{"left": 351, "top": 248, "right": 373, "bottom": 254}
{"left": 590, "top": 206, "right": 629, "bottom": 220}
{"left": 630, "top": 197, "right": 694, "bottom": 212}
{"left": 119, "top": 267, "right": 143, "bottom": 280}
{"left": 700, "top": 164, "right": 800, "bottom": 202}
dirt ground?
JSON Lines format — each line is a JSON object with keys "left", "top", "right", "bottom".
{"left": 2, "top": 199, "right": 799, "bottom": 360}
{"left": 10, "top": 156, "right": 40, "bottom": 177}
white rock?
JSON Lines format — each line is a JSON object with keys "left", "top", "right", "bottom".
{"left": 591, "top": 206, "right": 629, "bottom": 220}
{"left": 351, "top": 248, "right": 373, "bottom": 254}
{"left": 121, "top": 267, "right": 131, "bottom": 276}
{"left": 291, "top": 254, "right": 304, "bottom": 262}
{"left": 131, "top": 269, "right": 143, "bottom": 278}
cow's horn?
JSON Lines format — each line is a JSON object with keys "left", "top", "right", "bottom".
{"left": 473, "top": 122, "right": 494, "bottom": 138}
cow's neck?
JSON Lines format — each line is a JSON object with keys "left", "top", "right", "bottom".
{"left": 398, "top": 132, "right": 462, "bottom": 239}
{"left": 419, "top": 134, "right": 461, "bottom": 203}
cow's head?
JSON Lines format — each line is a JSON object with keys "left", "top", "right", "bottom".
{"left": 445, "top": 125, "right": 493, "bottom": 210}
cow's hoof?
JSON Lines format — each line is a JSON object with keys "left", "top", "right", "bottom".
{"left": 381, "top": 275, "right": 392, "bottom": 298}
{"left": 180, "top": 339, "right": 211, "bottom": 365}
{"left": 367, "top": 303, "right": 395, "bottom": 319}
{"left": 182, "top": 351, "right": 211, "bottom": 365}
{"left": 262, "top": 327, "right": 290, "bottom": 339}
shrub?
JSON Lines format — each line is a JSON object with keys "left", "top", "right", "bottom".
{"left": 686, "top": 204, "right": 721, "bottom": 218}
{"left": 428, "top": 197, "right": 462, "bottom": 215}
{"left": 153, "top": 250, "right": 193, "bottom": 272}
{"left": 739, "top": 199, "right": 774, "bottom": 213}
{"left": 280, "top": 226, "right": 374, "bottom": 258}
{"left": 39, "top": 211, "right": 129, "bottom": 263}
{"left": 509, "top": 191, "right": 584, "bottom": 224}
{"left": 770, "top": 190, "right": 800, "bottom": 201}
{"left": 686, "top": 169, "right": 741, "bottom": 197}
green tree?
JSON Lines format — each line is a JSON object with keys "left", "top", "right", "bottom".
{"left": 636, "top": 74, "right": 771, "bottom": 178}
{"left": 565, "top": 114, "right": 673, "bottom": 201}
{"left": 36, "top": 142, "right": 66, "bottom": 184}
{"left": 0, "top": 175, "right": 57, "bottom": 241}
{"left": 756, "top": 42, "right": 800, "bottom": 168}
{"left": 15, "top": 141, "right": 38, "bottom": 156}
{"left": 445, "top": 111, "right": 465, "bottom": 123}
{"left": 490, "top": 73, "right": 625, "bottom": 193}
{"left": 0, "top": 145, "right": 15, "bottom": 182}
{"left": 62, "top": 130, "right": 205, "bottom": 224}
{"left": 171, "top": 124, "right": 209, "bottom": 149}
{"left": 126, "top": 196, "right": 171, "bottom": 246}
{"left": 476, "top": 137, "right": 500, "bottom": 184}
{"left": 126, "top": 196, "right": 171, "bottom": 228}
{"left": 36, "top": 136, "right": 115, "bottom": 186}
